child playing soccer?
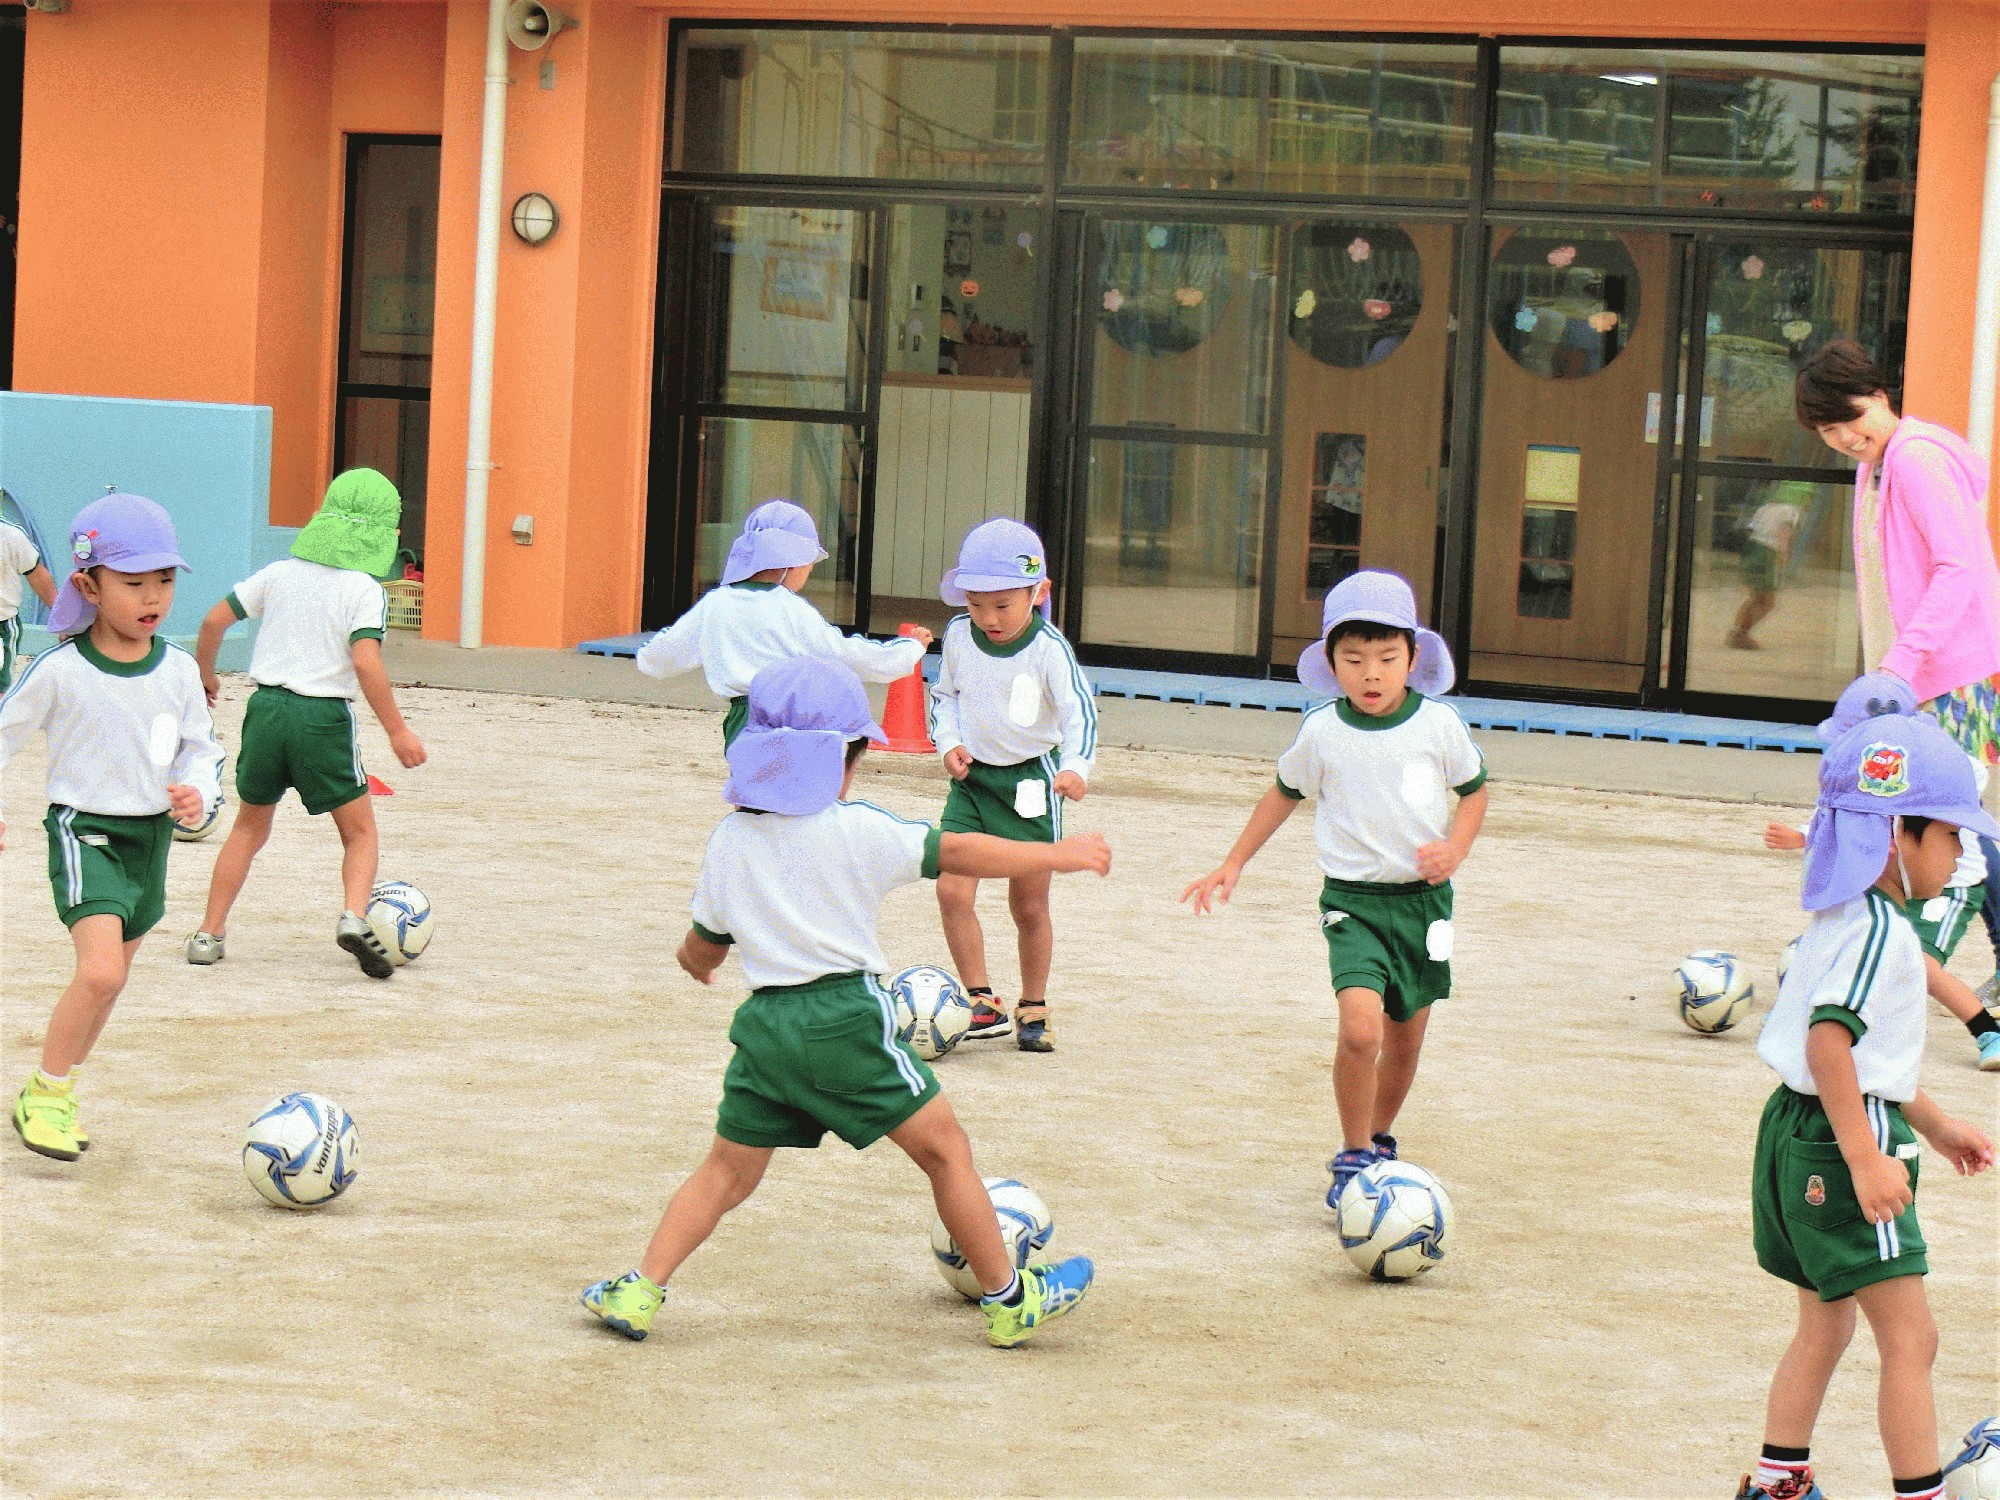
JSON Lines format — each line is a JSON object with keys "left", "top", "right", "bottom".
{"left": 1762, "top": 672, "right": 2000, "bottom": 1071}
{"left": 0, "top": 509, "right": 56, "bottom": 691}
{"left": 1182, "top": 570, "right": 1488, "bottom": 1205}
{"left": 0, "top": 493, "right": 223, "bottom": 1160}
{"left": 1737, "top": 708, "right": 1996, "bottom": 1500}
{"left": 581, "top": 656, "right": 1106, "bottom": 1347}
{"left": 635, "top": 499, "right": 929, "bottom": 745}
{"left": 927, "top": 518, "right": 1097, "bottom": 1051}
{"left": 182, "top": 468, "right": 426, "bottom": 978}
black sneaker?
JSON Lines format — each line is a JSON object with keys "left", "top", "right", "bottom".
{"left": 1015, "top": 1003, "right": 1053, "bottom": 1053}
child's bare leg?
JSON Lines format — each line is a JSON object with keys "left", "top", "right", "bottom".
{"left": 1370, "top": 1008, "right": 1432, "bottom": 1139}
{"left": 890, "top": 1095, "right": 1013, "bottom": 1293}
{"left": 1009, "top": 871, "right": 1053, "bottom": 1002}
{"left": 328, "top": 793, "right": 379, "bottom": 915}
{"left": 1333, "top": 987, "right": 1385, "bottom": 1151}
{"left": 42, "top": 916, "right": 134, "bottom": 1074}
{"left": 199, "top": 800, "right": 277, "bottom": 935}
{"left": 1761, "top": 1289, "right": 1856, "bottom": 1447}
{"left": 636, "top": 1136, "right": 773, "bottom": 1286}
{"left": 1854, "top": 1275, "right": 1939, "bottom": 1480}
{"left": 1923, "top": 952, "right": 1982, "bottom": 1025}
{"left": 937, "top": 875, "right": 990, "bottom": 990}
{"left": 78, "top": 936, "right": 145, "bottom": 1061}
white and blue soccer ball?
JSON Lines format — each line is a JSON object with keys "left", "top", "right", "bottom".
{"left": 1945, "top": 1418, "right": 2000, "bottom": 1500}
{"left": 172, "top": 796, "right": 224, "bottom": 842}
{"left": 930, "top": 1176, "right": 1053, "bottom": 1300}
{"left": 888, "top": 965, "right": 973, "bottom": 1061}
{"left": 1676, "top": 950, "right": 1754, "bottom": 1034}
{"left": 366, "top": 879, "right": 435, "bottom": 965}
{"left": 242, "top": 1091, "right": 358, "bottom": 1209}
{"left": 1335, "top": 1158, "right": 1455, "bottom": 1282}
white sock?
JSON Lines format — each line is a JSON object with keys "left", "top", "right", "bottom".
{"left": 33, "top": 1068, "right": 73, "bottom": 1091}
{"left": 1756, "top": 1452, "right": 1809, "bottom": 1487}
{"left": 980, "top": 1271, "right": 1021, "bottom": 1306}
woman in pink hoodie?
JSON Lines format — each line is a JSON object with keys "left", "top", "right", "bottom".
{"left": 1795, "top": 338, "right": 2000, "bottom": 1067}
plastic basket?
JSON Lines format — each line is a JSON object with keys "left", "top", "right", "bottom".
{"left": 384, "top": 579, "right": 424, "bottom": 632}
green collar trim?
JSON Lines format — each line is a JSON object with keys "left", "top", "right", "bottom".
{"left": 729, "top": 580, "right": 781, "bottom": 592}
{"left": 1335, "top": 691, "right": 1423, "bottom": 730}
{"left": 968, "top": 612, "right": 1044, "bottom": 658}
{"left": 74, "top": 632, "right": 165, "bottom": 677}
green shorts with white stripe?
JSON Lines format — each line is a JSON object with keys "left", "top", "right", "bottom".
{"left": 43, "top": 804, "right": 173, "bottom": 939}
{"left": 0, "top": 615, "right": 21, "bottom": 693}
{"left": 939, "top": 754, "right": 1062, "bottom": 843}
{"left": 236, "top": 684, "right": 369, "bottom": 816}
{"left": 1906, "top": 883, "right": 1984, "bottom": 963}
{"left": 716, "top": 971, "right": 940, "bottom": 1150}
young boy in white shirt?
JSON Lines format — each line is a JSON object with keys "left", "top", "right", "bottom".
{"left": 928, "top": 518, "right": 1098, "bottom": 1051}
{"left": 1184, "top": 571, "right": 1488, "bottom": 1205}
{"left": 581, "top": 656, "right": 1107, "bottom": 1348}
{"left": 636, "top": 500, "right": 929, "bottom": 745}
{"left": 184, "top": 469, "right": 427, "bottom": 978}
{"left": 0, "top": 510, "right": 56, "bottom": 691}
{"left": 1, "top": 493, "right": 223, "bottom": 1160}
{"left": 1737, "top": 709, "right": 1995, "bottom": 1500}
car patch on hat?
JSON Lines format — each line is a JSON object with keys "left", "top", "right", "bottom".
{"left": 72, "top": 530, "right": 97, "bottom": 563}
{"left": 1858, "top": 742, "right": 1908, "bottom": 797}
{"left": 1804, "top": 1174, "right": 1826, "bottom": 1207}
{"left": 1016, "top": 553, "right": 1043, "bottom": 577}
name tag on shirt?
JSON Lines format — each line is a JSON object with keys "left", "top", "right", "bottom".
{"left": 1007, "top": 673, "right": 1041, "bottom": 727}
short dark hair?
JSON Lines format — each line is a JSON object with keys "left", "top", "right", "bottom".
{"left": 1326, "top": 619, "right": 1415, "bottom": 655}
{"left": 1899, "top": 814, "right": 1933, "bottom": 840}
{"left": 1794, "top": 339, "right": 1898, "bottom": 428}
{"left": 845, "top": 736, "right": 868, "bottom": 770}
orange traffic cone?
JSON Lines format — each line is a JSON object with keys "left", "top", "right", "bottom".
{"left": 871, "top": 624, "right": 935, "bottom": 754}
{"left": 367, "top": 774, "right": 394, "bottom": 796}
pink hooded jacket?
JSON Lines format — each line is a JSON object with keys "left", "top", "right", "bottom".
{"left": 1854, "top": 416, "right": 2000, "bottom": 703}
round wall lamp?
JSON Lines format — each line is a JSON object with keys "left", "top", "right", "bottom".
{"left": 511, "top": 192, "right": 560, "bottom": 246}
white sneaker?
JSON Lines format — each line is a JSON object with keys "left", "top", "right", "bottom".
{"left": 185, "top": 931, "right": 225, "bottom": 965}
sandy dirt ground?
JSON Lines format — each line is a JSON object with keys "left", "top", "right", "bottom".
{"left": 3, "top": 681, "right": 1995, "bottom": 1498}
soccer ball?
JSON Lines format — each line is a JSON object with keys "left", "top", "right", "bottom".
{"left": 1676, "top": 950, "right": 1753, "bottom": 1033}
{"left": 1777, "top": 937, "right": 1800, "bottom": 990}
{"left": 930, "top": 1176, "right": 1053, "bottom": 1300}
{"left": 242, "top": 1092, "right": 358, "bottom": 1209}
{"left": 889, "top": 965, "right": 973, "bottom": 1061}
{"left": 365, "top": 879, "right": 434, "bottom": 965}
{"left": 1945, "top": 1418, "right": 2000, "bottom": 1500}
{"left": 1335, "top": 1158, "right": 1455, "bottom": 1282}
{"left": 173, "top": 797, "right": 223, "bottom": 842}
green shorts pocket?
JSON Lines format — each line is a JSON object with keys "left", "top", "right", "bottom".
{"left": 803, "top": 1015, "right": 890, "bottom": 1097}
{"left": 1781, "top": 1139, "right": 1864, "bottom": 1231}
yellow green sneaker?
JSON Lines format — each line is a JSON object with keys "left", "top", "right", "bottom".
{"left": 581, "top": 1270, "right": 665, "bottom": 1340}
{"left": 13, "top": 1077, "right": 82, "bottom": 1162}
{"left": 983, "top": 1256, "right": 1094, "bottom": 1348}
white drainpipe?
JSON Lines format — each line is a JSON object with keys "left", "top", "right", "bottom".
{"left": 460, "top": 0, "right": 509, "bottom": 648}
{"left": 1969, "top": 70, "right": 2000, "bottom": 468}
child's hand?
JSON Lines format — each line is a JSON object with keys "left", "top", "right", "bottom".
{"left": 943, "top": 746, "right": 973, "bottom": 780}
{"left": 1051, "top": 832, "right": 1111, "bottom": 876}
{"left": 166, "top": 784, "right": 203, "bottom": 825}
{"left": 1848, "top": 1149, "right": 1916, "bottom": 1224}
{"left": 1921, "top": 1115, "right": 1997, "bottom": 1176}
{"left": 1181, "top": 864, "right": 1239, "bottom": 914}
{"left": 201, "top": 669, "right": 221, "bottom": 707}
{"left": 676, "top": 931, "right": 721, "bottom": 985}
{"left": 1763, "top": 822, "right": 1806, "bottom": 851}
{"left": 1414, "top": 840, "right": 1464, "bottom": 885}
{"left": 0, "top": 819, "right": 7, "bottom": 852}
{"left": 1053, "top": 770, "right": 1086, "bottom": 802}
{"left": 907, "top": 626, "right": 934, "bottom": 649}
{"left": 389, "top": 728, "right": 427, "bottom": 768}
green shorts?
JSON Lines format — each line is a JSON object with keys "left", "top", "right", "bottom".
{"left": 0, "top": 616, "right": 20, "bottom": 693}
{"left": 1740, "top": 541, "right": 1782, "bottom": 595}
{"left": 939, "top": 754, "right": 1061, "bottom": 843}
{"left": 1752, "top": 1085, "right": 1926, "bottom": 1302}
{"left": 236, "top": 684, "right": 368, "bottom": 816}
{"left": 1319, "top": 877, "right": 1454, "bottom": 1023}
{"left": 44, "top": 805, "right": 173, "bottom": 940}
{"left": 1907, "top": 885, "right": 1983, "bottom": 963}
{"left": 722, "top": 695, "right": 749, "bottom": 749}
{"left": 716, "top": 971, "right": 940, "bottom": 1150}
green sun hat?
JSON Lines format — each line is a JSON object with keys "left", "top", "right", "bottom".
{"left": 292, "top": 468, "right": 403, "bottom": 577}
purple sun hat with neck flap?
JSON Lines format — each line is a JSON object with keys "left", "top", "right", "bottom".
{"left": 46, "top": 492, "right": 191, "bottom": 636}
{"left": 720, "top": 500, "right": 829, "bottom": 586}
{"left": 1802, "top": 708, "right": 2000, "bottom": 910}
{"left": 1296, "top": 569, "right": 1454, "bottom": 699}
{"left": 940, "top": 518, "right": 1053, "bottom": 620}
{"left": 723, "top": 656, "right": 886, "bottom": 816}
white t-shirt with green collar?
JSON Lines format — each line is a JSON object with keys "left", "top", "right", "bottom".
{"left": 1756, "top": 889, "right": 1927, "bottom": 1104}
{"left": 227, "top": 557, "right": 388, "bottom": 700}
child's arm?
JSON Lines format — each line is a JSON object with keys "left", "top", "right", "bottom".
{"left": 817, "top": 618, "right": 930, "bottom": 682}
{"left": 1901, "top": 1089, "right": 1996, "bottom": 1176}
{"left": 939, "top": 830, "right": 1110, "bottom": 880}
{"left": 677, "top": 927, "right": 732, "bottom": 986}
{"left": 1804, "top": 1020, "right": 1915, "bottom": 1223}
{"left": 1416, "top": 784, "right": 1488, "bottom": 885}
{"left": 193, "top": 598, "right": 239, "bottom": 705}
{"left": 634, "top": 606, "right": 703, "bottom": 681}
{"left": 1048, "top": 647, "right": 1097, "bottom": 801}
{"left": 1763, "top": 822, "right": 1807, "bottom": 851}
{"left": 1181, "top": 784, "right": 1300, "bottom": 914}
{"left": 24, "top": 561, "right": 55, "bottom": 608}
{"left": 166, "top": 673, "right": 225, "bottom": 826}
{"left": 0, "top": 652, "right": 56, "bottom": 851}
{"left": 351, "top": 638, "right": 426, "bottom": 768}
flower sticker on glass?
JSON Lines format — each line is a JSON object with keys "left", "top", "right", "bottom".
{"left": 1362, "top": 298, "right": 1392, "bottom": 321}
{"left": 1587, "top": 310, "right": 1620, "bottom": 334}
{"left": 1174, "top": 286, "right": 1205, "bottom": 308}
{"left": 1741, "top": 255, "right": 1765, "bottom": 281}
{"left": 1294, "top": 289, "right": 1317, "bottom": 320}
{"left": 1782, "top": 319, "right": 1814, "bottom": 343}
{"left": 1102, "top": 289, "right": 1125, "bottom": 313}
{"left": 1347, "top": 237, "right": 1371, "bottom": 263}
{"left": 1145, "top": 225, "right": 1170, "bottom": 250}
{"left": 1514, "top": 306, "right": 1539, "bottom": 333}
{"left": 1546, "top": 245, "right": 1577, "bottom": 269}
{"left": 1016, "top": 231, "right": 1033, "bottom": 250}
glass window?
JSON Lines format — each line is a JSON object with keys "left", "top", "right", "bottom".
{"left": 697, "top": 205, "right": 870, "bottom": 413}
{"left": 1495, "top": 48, "right": 1921, "bottom": 213}
{"left": 675, "top": 30, "right": 1048, "bottom": 184}
{"left": 1488, "top": 230, "right": 1640, "bottom": 380}
{"left": 1518, "top": 444, "right": 1580, "bottom": 618}
{"left": 1069, "top": 38, "right": 1476, "bottom": 197}
{"left": 1307, "top": 432, "right": 1365, "bottom": 592}
{"left": 1290, "top": 222, "right": 1424, "bottom": 369}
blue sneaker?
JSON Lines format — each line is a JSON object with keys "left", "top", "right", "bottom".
{"left": 1325, "top": 1148, "right": 1377, "bottom": 1209}
{"left": 984, "top": 1256, "right": 1093, "bottom": 1347}
{"left": 1976, "top": 1028, "right": 2000, "bottom": 1071}
{"left": 1370, "top": 1132, "right": 1398, "bottom": 1161}
{"left": 1732, "top": 1470, "right": 1823, "bottom": 1499}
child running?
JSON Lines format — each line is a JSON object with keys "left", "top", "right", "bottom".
{"left": 0, "top": 508, "right": 56, "bottom": 691}
{"left": 1737, "top": 708, "right": 1995, "bottom": 1500}
{"left": 183, "top": 468, "right": 427, "bottom": 978}
{"left": 0, "top": 493, "right": 223, "bottom": 1160}
{"left": 1182, "top": 570, "right": 1488, "bottom": 1205}
{"left": 927, "top": 518, "right": 1097, "bottom": 1051}
{"left": 635, "top": 500, "right": 929, "bottom": 745}
{"left": 581, "top": 656, "right": 1106, "bottom": 1347}
{"left": 1762, "top": 672, "right": 2000, "bottom": 1070}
